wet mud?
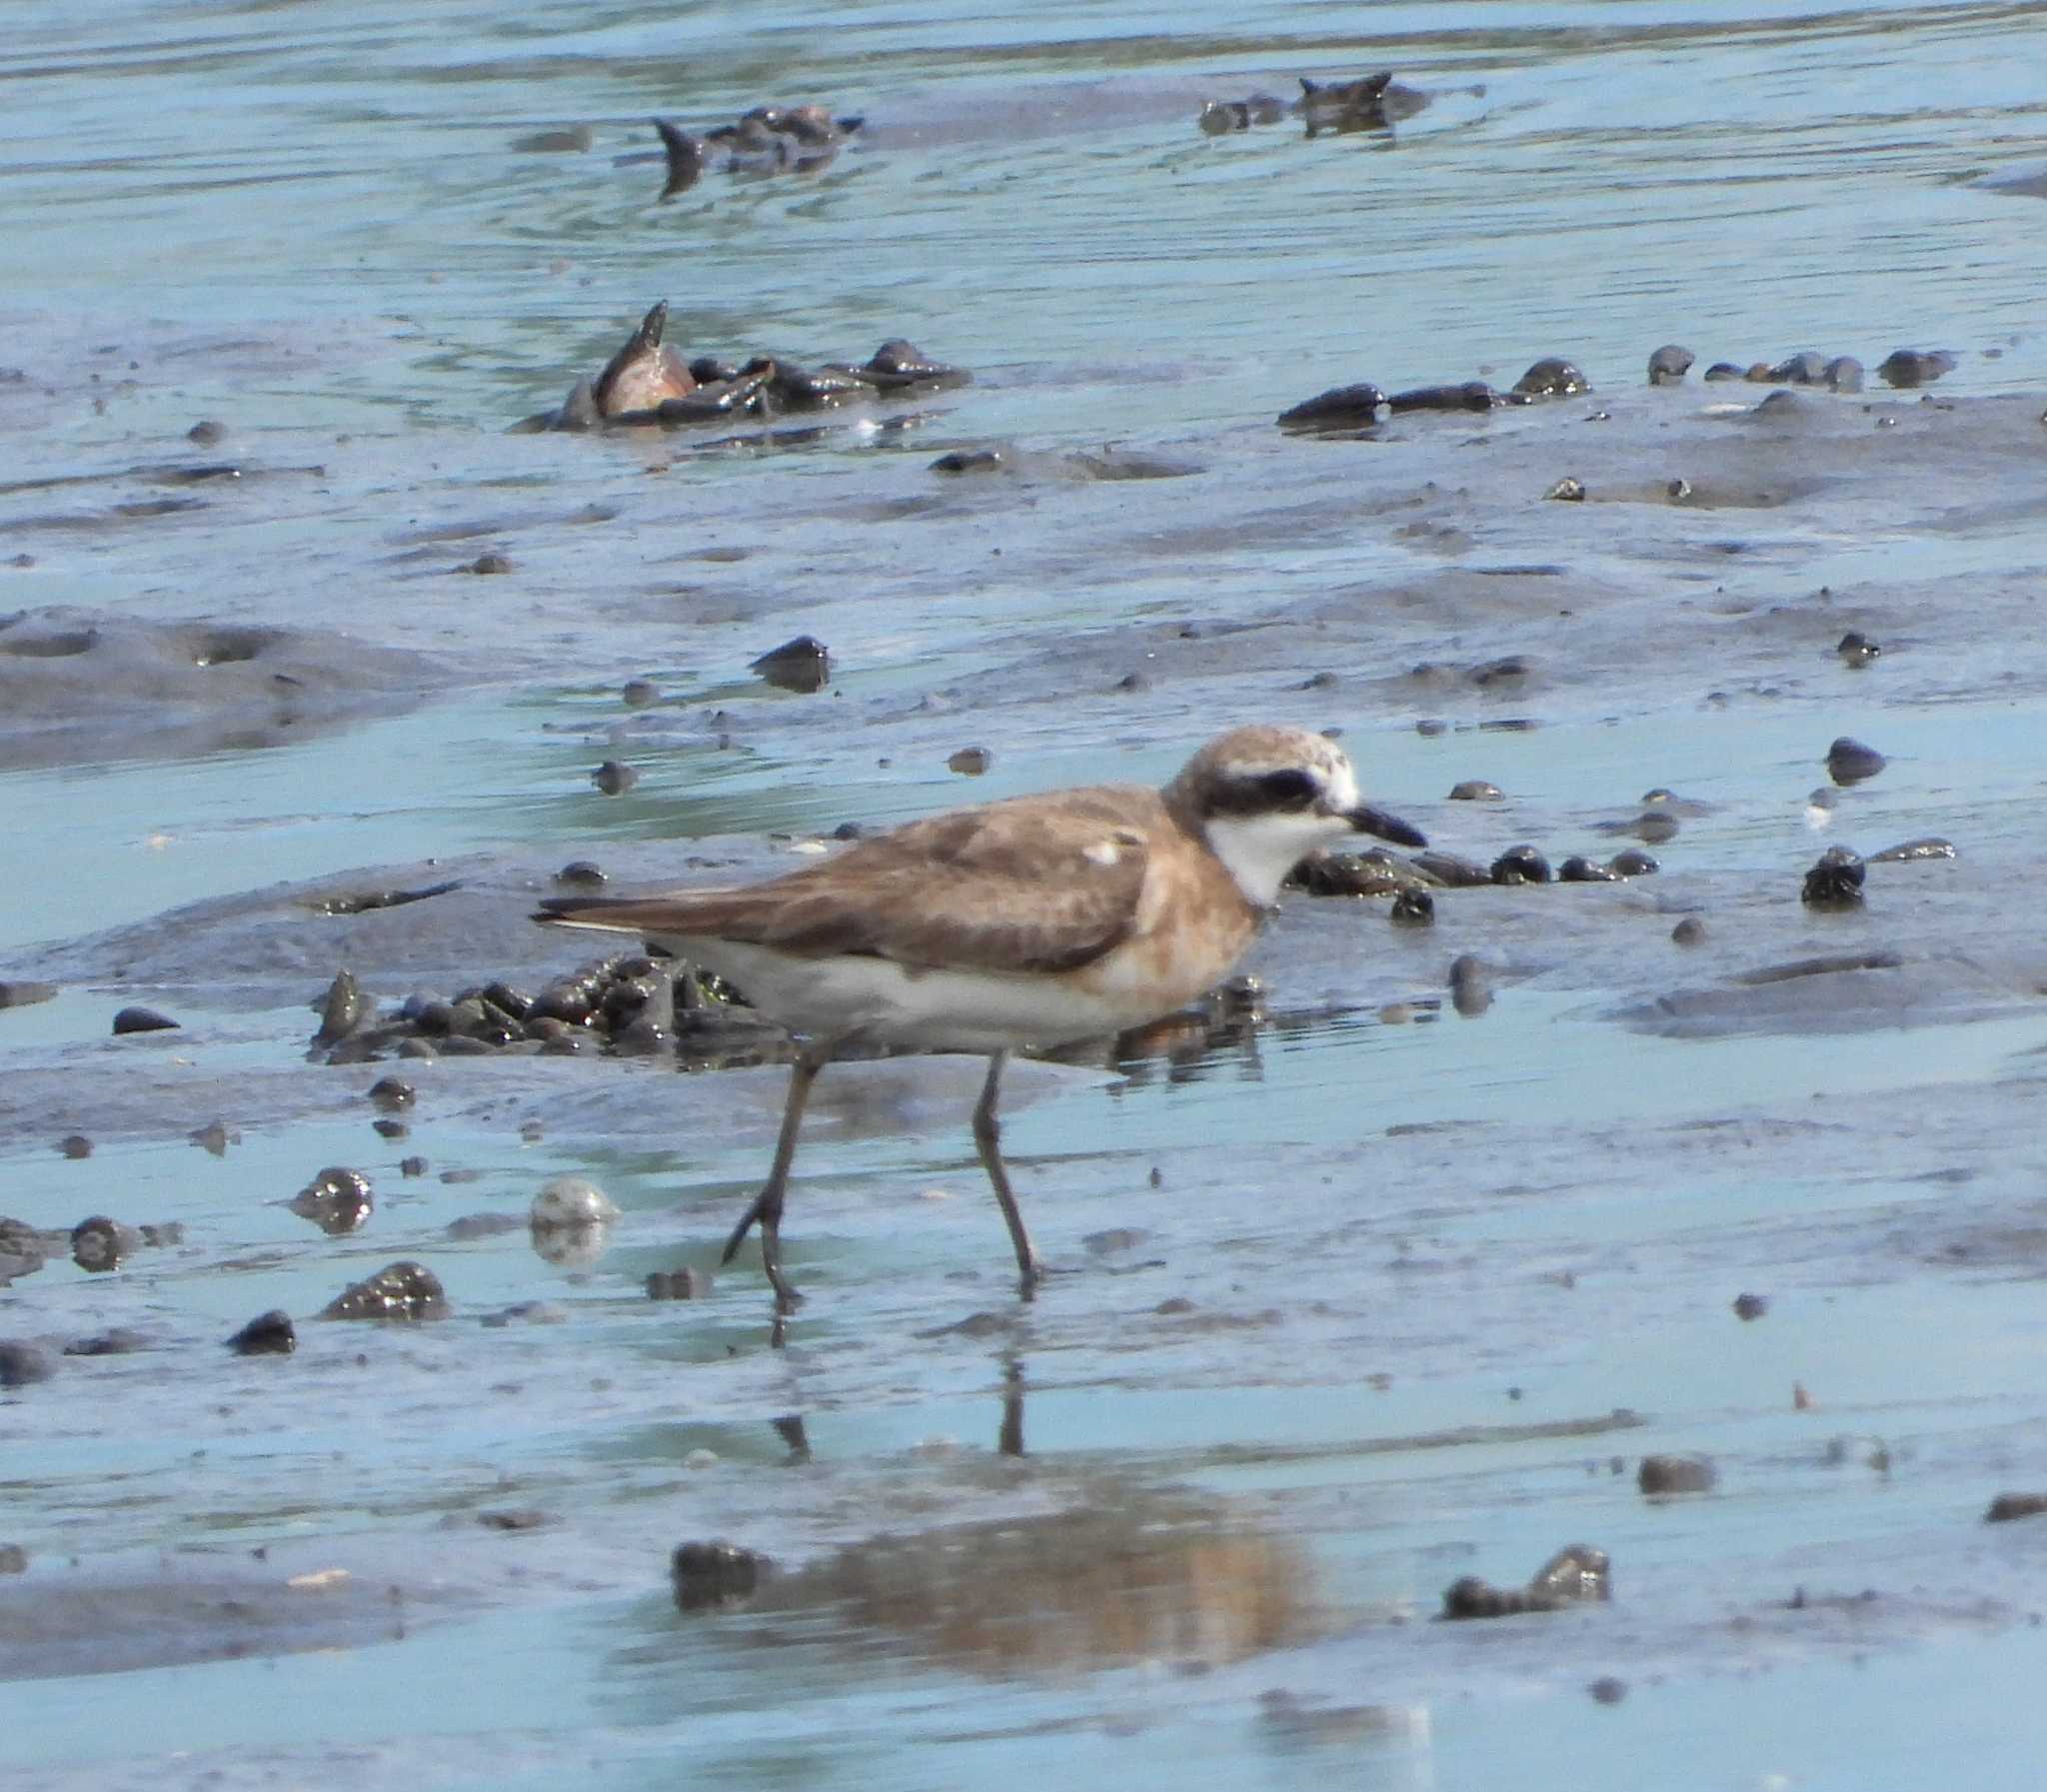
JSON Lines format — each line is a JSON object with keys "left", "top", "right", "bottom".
{"left": 9, "top": 5, "right": 2047, "bottom": 1783}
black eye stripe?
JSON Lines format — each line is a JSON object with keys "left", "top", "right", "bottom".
{"left": 1209, "top": 767, "right": 1322, "bottom": 816}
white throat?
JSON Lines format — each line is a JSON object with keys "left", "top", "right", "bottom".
{"left": 1204, "top": 811, "right": 1358, "bottom": 906}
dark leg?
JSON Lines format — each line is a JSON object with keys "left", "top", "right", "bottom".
{"left": 722, "top": 1046, "right": 828, "bottom": 1309}
{"left": 971, "top": 1049, "right": 1041, "bottom": 1291}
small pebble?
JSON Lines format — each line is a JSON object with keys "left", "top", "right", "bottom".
{"left": 1733, "top": 1292, "right": 1769, "bottom": 1320}
{"left": 56, "top": 1134, "right": 91, "bottom": 1160}
{"left": 0, "top": 980, "right": 58, "bottom": 1009}
{"left": 0, "top": 1341, "right": 56, "bottom": 1386}
{"left": 1671, "top": 916, "right": 1707, "bottom": 945}
{"left": 948, "top": 747, "right": 993, "bottom": 776}
{"left": 227, "top": 1310, "right": 297, "bottom": 1355}
{"left": 1825, "top": 737, "right": 1886, "bottom": 785}
{"left": 466, "top": 552, "right": 513, "bottom": 575}
{"left": 621, "top": 679, "right": 660, "bottom": 707}
{"left": 1638, "top": 1453, "right": 1717, "bottom": 1495}
{"left": 1588, "top": 1676, "right": 1628, "bottom": 1705}
{"left": 187, "top": 419, "right": 227, "bottom": 445}
{"left": 592, "top": 761, "right": 639, "bottom": 796}
{"left": 112, "top": 1005, "right": 179, "bottom": 1035}
{"left": 531, "top": 1175, "right": 619, "bottom": 1228}
{"left": 1986, "top": 1492, "right": 2047, "bottom": 1523}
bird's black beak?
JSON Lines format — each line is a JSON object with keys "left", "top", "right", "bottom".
{"left": 1346, "top": 804, "right": 1427, "bottom": 849}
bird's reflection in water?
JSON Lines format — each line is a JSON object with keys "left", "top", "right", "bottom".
{"left": 688, "top": 1360, "right": 1321, "bottom": 1675}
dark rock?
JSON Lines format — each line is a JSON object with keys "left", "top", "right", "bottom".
{"left": 313, "top": 968, "right": 367, "bottom": 1046}
{"left": 367, "top": 1076, "right": 416, "bottom": 1111}
{"left": 621, "top": 679, "right": 660, "bottom": 708}
{"left": 949, "top": 747, "right": 993, "bottom": 776}
{"left": 112, "top": 1005, "right": 179, "bottom": 1035}
{"left": 321, "top": 1260, "right": 447, "bottom": 1322}
{"left": 1671, "top": 916, "right": 1707, "bottom": 945}
{"left": 475, "top": 1508, "right": 553, "bottom": 1531}
{"left": 1588, "top": 1676, "right": 1628, "bottom": 1705}
{"left": 0, "top": 980, "right": 58, "bottom": 1009}
{"left": 750, "top": 635, "right": 831, "bottom": 693}
{"left": 1986, "top": 1492, "right": 2047, "bottom": 1523}
{"left": 931, "top": 448, "right": 1008, "bottom": 475}
{"left": 1638, "top": 1453, "right": 1717, "bottom": 1495}
{"left": 57, "top": 1133, "right": 92, "bottom": 1159}
{"left": 290, "top": 1166, "right": 373, "bottom": 1235}
{"left": 1489, "top": 846, "right": 1551, "bottom": 885}
{"left": 70, "top": 1215, "right": 133, "bottom": 1273}
{"left": 0, "top": 1544, "right": 26, "bottom": 1572}
{"left": 1825, "top": 737, "right": 1886, "bottom": 784}
{"left": 1801, "top": 847, "right": 1866, "bottom": 909}
{"left": 648, "top": 1266, "right": 714, "bottom": 1299}
{"left": 227, "top": 1310, "right": 296, "bottom": 1355}
{"left": 671, "top": 1539, "right": 773, "bottom": 1611}
{"left": 1647, "top": 345, "right": 1694, "bottom": 386}
{"left": 1276, "top": 383, "right": 1389, "bottom": 433}
{"left": 0, "top": 1341, "right": 56, "bottom": 1386}
{"left": 1389, "top": 888, "right": 1434, "bottom": 925}
{"left": 1733, "top": 1292, "right": 1769, "bottom": 1320}
{"left": 64, "top": 1327, "right": 149, "bottom": 1356}
{"left": 1449, "top": 954, "right": 1493, "bottom": 1017}
{"left": 592, "top": 761, "right": 639, "bottom": 796}
{"left": 557, "top": 861, "right": 607, "bottom": 889}
{"left": 1877, "top": 349, "right": 1956, "bottom": 388}
{"left": 466, "top": 553, "right": 513, "bottom": 576}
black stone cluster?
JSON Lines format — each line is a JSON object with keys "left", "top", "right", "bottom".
{"left": 311, "top": 953, "right": 788, "bottom": 1069}
{"left": 1277, "top": 357, "right": 1591, "bottom": 434}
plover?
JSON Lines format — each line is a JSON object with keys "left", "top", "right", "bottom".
{"left": 535, "top": 724, "right": 1424, "bottom": 1307}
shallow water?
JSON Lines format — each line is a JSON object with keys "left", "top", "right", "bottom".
{"left": 7, "top": 0, "right": 2047, "bottom": 1785}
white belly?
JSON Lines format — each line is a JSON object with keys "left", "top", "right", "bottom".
{"left": 681, "top": 938, "right": 1171, "bottom": 1054}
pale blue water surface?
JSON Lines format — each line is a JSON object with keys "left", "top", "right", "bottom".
{"left": 5, "top": 1, "right": 2047, "bottom": 1786}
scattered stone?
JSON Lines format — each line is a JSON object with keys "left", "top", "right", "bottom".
{"left": 314, "top": 969, "right": 368, "bottom": 1046}
{"left": 671, "top": 1539, "right": 773, "bottom": 1612}
{"left": 1870, "top": 837, "right": 1954, "bottom": 864}
{"left": 112, "top": 1005, "right": 179, "bottom": 1035}
{"left": 1449, "top": 954, "right": 1493, "bottom": 1017}
{"left": 290, "top": 1166, "right": 374, "bottom": 1235}
{"left": 531, "top": 1175, "right": 619, "bottom": 1229}
{"left": 1877, "top": 348, "right": 1956, "bottom": 388}
{"left": 1801, "top": 847, "right": 1866, "bottom": 909}
{"left": 1671, "top": 916, "right": 1707, "bottom": 945}
{"left": 1442, "top": 1544, "right": 1610, "bottom": 1619}
{"left": 1638, "top": 1453, "right": 1717, "bottom": 1495}
{"left": 1825, "top": 737, "right": 1886, "bottom": 785}
{"left": 948, "top": 747, "right": 993, "bottom": 776}
{"left": 70, "top": 1216, "right": 136, "bottom": 1273}
{"left": 0, "top": 980, "right": 57, "bottom": 1009}
{"left": 56, "top": 1133, "right": 91, "bottom": 1160}
{"left": 1647, "top": 345, "right": 1694, "bottom": 386}
{"left": 749, "top": 636, "right": 831, "bottom": 694}
{"left": 190, "top": 1119, "right": 238, "bottom": 1154}
{"left": 321, "top": 1261, "right": 448, "bottom": 1322}
{"left": 648, "top": 1266, "right": 714, "bottom": 1299}
{"left": 1986, "top": 1493, "right": 2047, "bottom": 1523}
{"left": 475, "top": 1508, "right": 552, "bottom": 1531}
{"left": 1276, "top": 383, "right": 1389, "bottom": 433}
{"left": 64, "top": 1328, "right": 148, "bottom": 1356}
{"left": 0, "top": 1341, "right": 56, "bottom": 1386}
{"left": 592, "top": 761, "right": 639, "bottom": 796}
{"left": 1389, "top": 889, "right": 1434, "bottom": 925}
{"left": 227, "top": 1310, "right": 297, "bottom": 1355}
{"left": 1490, "top": 846, "right": 1550, "bottom": 885}
{"left": 1733, "top": 1292, "right": 1769, "bottom": 1321}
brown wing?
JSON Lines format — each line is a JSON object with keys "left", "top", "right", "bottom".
{"left": 550, "top": 785, "right": 1167, "bottom": 974}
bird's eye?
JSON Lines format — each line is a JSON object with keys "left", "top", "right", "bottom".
{"left": 1257, "top": 769, "right": 1320, "bottom": 810}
